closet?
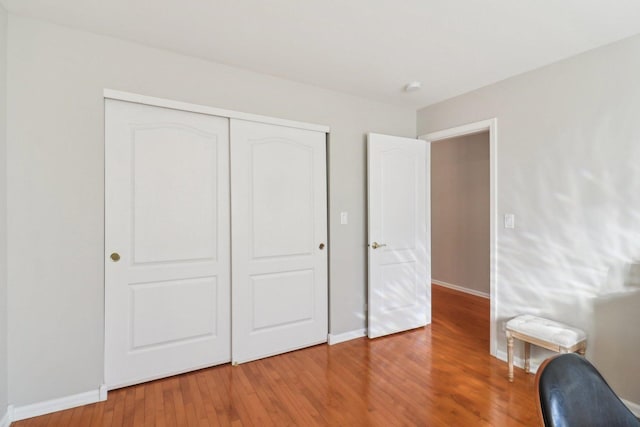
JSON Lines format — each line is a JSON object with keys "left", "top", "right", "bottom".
{"left": 104, "top": 93, "right": 328, "bottom": 389}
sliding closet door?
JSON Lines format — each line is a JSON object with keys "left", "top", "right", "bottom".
{"left": 105, "top": 100, "right": 230, "bottom": 389}
{"left": 231, "top": 119, "right": 328, "bottom": 364}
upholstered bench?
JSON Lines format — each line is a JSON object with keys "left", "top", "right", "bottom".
{"left": 505, "top": 314, "right": 587, "bottom": 382}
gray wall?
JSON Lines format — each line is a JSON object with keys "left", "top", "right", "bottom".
{"left": 591, "top": 263, "right": 640, "bottom": 404}
{"left": 418, "top": 33, "right": 640, "bottom": 403}
{"left": 6, "top": 15, "right": 415, "bottom": 406}
{"left": 431, "top": 132, "right": 489, "bottom": 295}
{"left": 0, "top": 3, "right": 8, "bottom": 420}
{"left": 593, "top": 289, "right": 640, "bottom": 403}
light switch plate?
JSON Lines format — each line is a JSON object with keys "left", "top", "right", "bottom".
{"left": 340, "top": 212, "right": 348, "bottom": 225}
{"left": 504, "top": 213, "right": 515, "bottom": 229}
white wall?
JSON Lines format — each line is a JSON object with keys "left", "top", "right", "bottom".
{"left": 418, "top": 33, "right": 640, "bottom": 403}
{"left": 0, "top": 3, "right": 8, "bottom": 421}
{"left": 6, "top": 15, "right": 415, "bottom": 406}
{"left": 431, "top": 132, "right": 489, "bottom": 295}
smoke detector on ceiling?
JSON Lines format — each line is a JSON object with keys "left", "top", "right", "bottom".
{"left": 404, "top": 81, "right": 422, "bottom": 92}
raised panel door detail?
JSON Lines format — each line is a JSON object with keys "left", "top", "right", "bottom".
{"left": 130, "top": 277, "right": 217, "bottom": 349}
{"left": 381, "top": 150, "right": 416, "bottom": 251}
{"left": 132, "top": 125, "right": 218, "bottom": 264}
{"left": 250, "top": 140, "right": 314, "bottom": 259}
{"left": 379, "top": 262, "right": 418, "bottom": 312}
{"left": 250, "top": 270, "right": 314, "bottom": 331}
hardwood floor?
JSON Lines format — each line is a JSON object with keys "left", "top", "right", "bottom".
{"left": 14, "top": 285, "right": 537, "bottom": 426}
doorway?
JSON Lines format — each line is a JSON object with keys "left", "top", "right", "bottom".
{"left": 420, "top": 118, "right": 497, "bottom": 356}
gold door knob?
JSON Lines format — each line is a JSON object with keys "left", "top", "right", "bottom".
{"left": 319, "top": 243, "right": 325, "bottom": 250}
{"left": 371, "top": 242, "right": 387, "bottom": 249}
{"left": 110, "top": 252, "right": 121, "bottom": 262}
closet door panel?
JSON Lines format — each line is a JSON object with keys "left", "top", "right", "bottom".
{"left": 105, "top": 100, "right": 230, "bottom": 389}
{"left": 231, "top": 119, "right": 328, "bottom": 364}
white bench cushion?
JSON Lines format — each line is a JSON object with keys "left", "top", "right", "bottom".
{"left": 506, "top": 314, "right": 586, "bottom": 348}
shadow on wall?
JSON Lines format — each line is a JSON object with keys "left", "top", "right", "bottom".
{"left": 592, "top": 262, "right": 640, "bottom": 403}
{"left": 494, "top": 128, "right": 640, "bottom": 380}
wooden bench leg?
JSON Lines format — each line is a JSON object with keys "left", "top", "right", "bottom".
{"left": 524, "top": 341, "right": 530, "bottom": 373}
{"left": 578, "top": 343, "right": 586, "bottom": 356}
{"left": 507, "top": 331, "right": 514, "bottom": 382}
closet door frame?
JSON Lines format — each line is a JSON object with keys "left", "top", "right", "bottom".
{"left": 104, "top": 90, "right": 329, "bottom": 133}
{"left": 103, "top": 89, "right": 330, "bottom": 393}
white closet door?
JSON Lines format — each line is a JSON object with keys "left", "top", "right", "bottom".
{"left": 367, "top": 133, "right": 430, "bottom": 339}
{"left": 231, "top": 119, "right": 328, "bottom": 364}
{"left": 105, "top": 100, "right": 230, "bottom": 389}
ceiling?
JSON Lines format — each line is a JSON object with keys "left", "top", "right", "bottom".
{"left": 3, "top": 0, "right": 640, "bottom": 108}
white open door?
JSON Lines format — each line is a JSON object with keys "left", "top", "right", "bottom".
{"left": 367, "top": 133, "right": 430, "bottom": 339}
{"left": 105, "top": 100, "right": 230, "bottom": 388}
{"left": 231, "top": 119, "right": 328, "bottom": 364}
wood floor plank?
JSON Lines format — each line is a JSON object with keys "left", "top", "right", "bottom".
{"left": 161, "top": 388, "right": 177, "bottom": 427}
{"left": 43, "top": 406, "right": 64, "bottom": 427}
{"left": 122, "top": 387, "right": 136, "bottom": 427}
{"left": 132, "top": 386, "right": 145, "bottom": 427}
{"left": 89, "top": 399, "right": 106, "bottom": 427}
{"left": 69, "top": 404, "right": 89, "bottom": 427}
{"left": 152, "top": 380, "right": 166, "bottom": 427}
{"left": 203, "top": 368, "right": 232, "bottom": 427}
{"left": 52, "top": 407, "right": 73, "bottom": 427}
{"left": 13, "top": 284, "right": 537, "bottom": 426}
{"left": 170, "top": 382, "right": 188, "bottom": 427}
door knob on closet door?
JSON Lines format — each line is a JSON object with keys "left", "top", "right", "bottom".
{"left": 319, "top": 243, "right": 325, "bottom": 250}
{"left": 371, "top": 242, "right": 387, "bottom": 249}
{"left": 110, "top": 252, "right": 121, "bottom": 262}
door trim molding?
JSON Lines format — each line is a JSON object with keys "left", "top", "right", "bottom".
{"left": 419, "top": 118, "right": 498, "bottom": 357}
{"left": 104, "top": 89, "right": 330, "bottom": 133}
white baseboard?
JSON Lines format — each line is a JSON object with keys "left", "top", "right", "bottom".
{"left": 99, "top": 384, "right": 108, "bottom": 401}
{"left": 328, "top": 328, "right": 366, "bottom": 345}
{"left": 496, "top": 349, "right": 542, "bottom": 374}
{"left": 0, "top": 406, "right": 11, "bottom": 427}
{"left": 496, "top": 351, "right": 640, "bottom": 417}
{"left": 11, "top": 385, "right": 106, "bottom": 422}
{"left": 432, "top": 280, "right": 490, "bottom": 299}
{"left": 622, "top": 399, "right": 640, "bottom": 417}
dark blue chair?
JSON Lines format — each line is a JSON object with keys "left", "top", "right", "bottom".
{"left": 536, "top": 353, "right": 640, "bottom": 426}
